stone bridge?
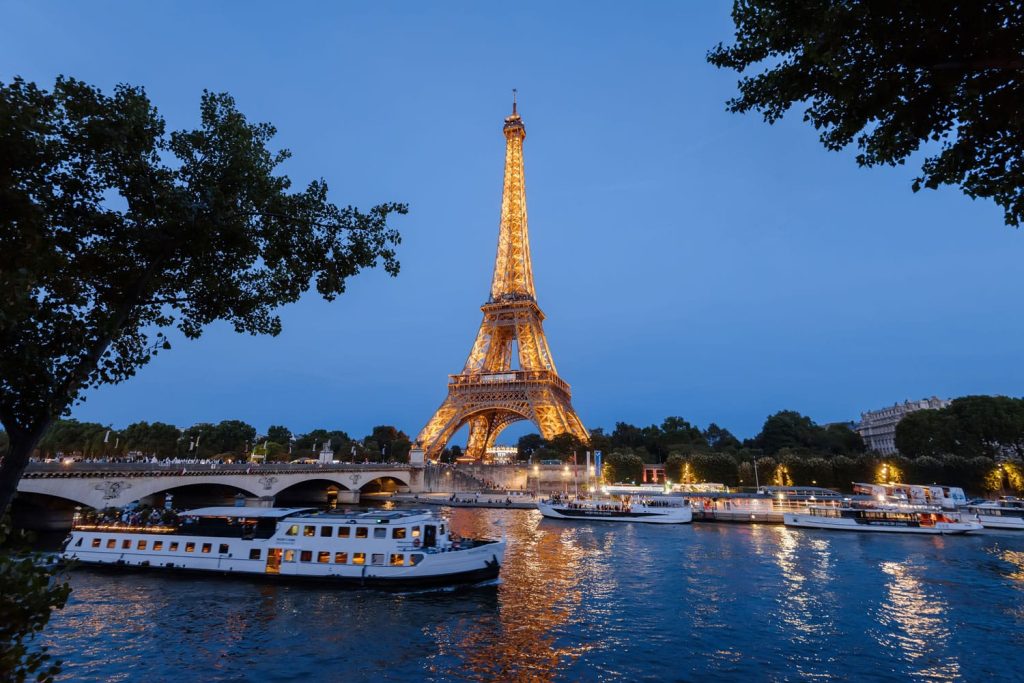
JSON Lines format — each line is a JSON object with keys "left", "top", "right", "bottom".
{"left": 18, "top": 462, "right": 428, "bottom": 510}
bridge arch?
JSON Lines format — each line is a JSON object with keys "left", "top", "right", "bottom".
{"left": 359, "top": 475, "right": 410, "bottom": 494}
{"left": 271, "top": 477, "right": 353, "bottom": 507}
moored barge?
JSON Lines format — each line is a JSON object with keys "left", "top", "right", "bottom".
{"left": 62, "top": 506, "right": 505, "bottom": 587}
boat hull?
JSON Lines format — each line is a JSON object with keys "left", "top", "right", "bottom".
{"left": 538, "top": 502, "right": 692, "bottom": 524}
{"left": 972, "top": 514, "right": 1024, "bottom": 531}
{"left": 783, "top": 513, "right": 980, "bottom": 535}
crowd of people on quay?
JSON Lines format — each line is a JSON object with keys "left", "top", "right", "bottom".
{"left": 75, "top": 505, "right": 181, "bottom": 530}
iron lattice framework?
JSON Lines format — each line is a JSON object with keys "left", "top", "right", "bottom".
{"left": 416, "top": 101, "right": 589, "bottom": 461}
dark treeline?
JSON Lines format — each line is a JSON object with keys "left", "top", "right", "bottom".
{"left": 3, "top": 420, "right": 413, "bottom": 463}
{"left": 521, "top": 397, "right": 1024, "bottom": 495}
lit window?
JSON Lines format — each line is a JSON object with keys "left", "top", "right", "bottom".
{"left": 320, "top": 526, "right": 333, "bottom": 537}
{"left": 185, "top": 543, "right": 195, "bottom": 552}
{"left": 300, "top": 550, "right": 312, "bottom": 562}
{"left": 249, "top": 549, "right": 261, "bottom": 560}
{"left": 153, "top": 541, "right": 163, "bottom": 551}
{"left": 334, "top": 552, "right": 348, "bottom": 564}
{"left": 410, "top": 554, "right": 424, "bottom": 566}
{"left": 303, "top": 526, "right": 316, "bottom": 537}
{"left": 338, "top": 527, "right": 351, "bottom": 538}
{"left": 285, "top": 525, "right": 299, "bottom": 536}
{"left": 169, "top": 542, "right": 179, "bottom": 551}
{"left": 356, "top": 527, "right": 368, "bottom": 539}
{"left": 390, "top": 554, "right": 405, "bottom": 566}
{"left": 374, "top": 528, "right": 386, "bottom": 539}
{"left": 411, "top": 527, "right": 421, "bottom": 538}
{"left": 352, "top": 553, "right": 366, "bottom": 565}
{"left": 122, "top": 539, "right": 131, "bottom": 549}
{"left": 371, "top": 553, "right": 384, "bottom": 566}
{"left": 284, "top": 549, "right": 296, "bottom": 562}
{"left": 137, "top": 540, "right": 147, "bottom": 550}
{"left": 91, "top": 538, "right": 101, "bottom": 548}
{"left": 107, "top": 539, "right": 116, "bottom": 549}
{"left": 219, "top": 543, "right": 229, "bottom": 554}
{"left": 392, "top": 528, "right": 406, "bottom": 539}
{"left": 317, "top": 551, "right": 330, "bottom": 563}
{"left": 201, "top": 543, "right": 212, "bottom": 554}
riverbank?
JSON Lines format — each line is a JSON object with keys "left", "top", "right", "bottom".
{"left": 388, "top": 492, "right": 538, "bottom": 510}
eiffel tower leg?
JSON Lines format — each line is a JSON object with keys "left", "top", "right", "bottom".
{"left": 464, "top": 414, "right": 492, "bottom": 461}
{"left": 416, "top": 395, "right": 461, "bottom": 460}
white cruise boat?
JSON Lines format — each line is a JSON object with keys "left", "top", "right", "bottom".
{"left": 784, "top": 505, "right": 982, "bottom": 535}
{"left": 538, "top": 496, "right": 692, "bottom": 524}
{"left": 964, "top": 498, "right": 1024, "bottom": 530}
{"left": 62, "top": 507, "right": 505, "bottom": 587}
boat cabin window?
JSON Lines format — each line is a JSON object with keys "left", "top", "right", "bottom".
{"left": 374, "top": 528, "right": 387, "bottom": 539}
{"left": 334, "top": 552, "right": 348, "bottom": 564}
{"left": 356, "top": 527, "right": 368, "bottom": 539}
{"left": 169, "top": 542, "right": 179, "bottom": 551}
{"left": 371, "top": 553, "right": 384, "bottom": 566}
{"left": 201, "top": 543, "right": 212, "bottom": 554}
{"left": 219, "top": 543, "right": 229, "bottom": 554}
{"left": 410, "top": 554, "right": 424, "bottom": 566}
{"left": 300, "top": 550, "right": 312, "bottom": 562}
{"left": 353, "top": 553, "right": 366, "bottom": 565}
{"left": 303, "top": 525, "right": 316, "bottom": 537}
{"left": 74, "top": 537, "right": 83, "bottom": 547}
{"left": 389, "top": 554, "right": 404, "bottom": 566}
{"left": 338, "top": 527, "right": 351, "bottom": 538}
{"left": 317, "top": 551, "right": 330, "bottom": 563}
{"left": 107, "top": 539, "right": 116, "bottom": 549}
{"left": 285, "top": 525, "right": 299, "bottom": 536}
{"left": 91, "top": 538, "right": 100, "bottom": 548}
{"left": 320, "top": 526, "right": 333, "bottom": 537}
{"left": 137, "top": 540, "right": 147, "bottom": 550}
{"left": 392, "top": 528, "right": 406, "bottom": 539}
{"left": 284, "top": 549, "right": 296, "bottom": 562}
{"left": 153, "top": 541, "right": 163, "bottom": 551}
{"left": 122, "top": 539, "right": 131, "bottom": 549}
{"left": 411, "top": 527, "right": 421, "bottom": 538}
{"left": 185, "top": 543, "right": 195, "bottom": 552}
{"left": 249, "top": 549, "right": 261, "bottom": 560}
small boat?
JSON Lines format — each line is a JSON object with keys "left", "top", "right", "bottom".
{"left": 62, "top": 506, "right": 505, "bottom": 587}
{"left": 784, "top": 505, "right": 982, "bottom": 535}
{"left": 853, "top": 482, "right": 967, "bottom": 510}
{"left": 964, "top": 498, "right": 1024, "bottom": 530}
{"left": 538, "top": 495, "right": 692, "bottom": 524}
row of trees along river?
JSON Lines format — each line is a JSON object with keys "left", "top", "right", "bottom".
{"left": 0, "top": 421, "right": 415, "bottom": 463}
{"left": 521, "top": 396, "right": 1024, "bottom": 496}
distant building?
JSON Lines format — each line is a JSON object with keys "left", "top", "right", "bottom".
{"left": 486, "top": 445, "right": 518, "bottom": 464}
{"left": 856, "top": 397, "right": 951, "bottom": 455}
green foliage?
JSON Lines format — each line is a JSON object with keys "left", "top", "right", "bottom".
{"left": 265, "top": 425, "right": 291, "bottom": 445}
{"left": 0, "top": 75, "right": 406, "bottom": 513}
{"left": 750, "top": 411, "right": 864, "bottom": 456}
{"left": 362, "top": 425, "right": 412, "bottom": 462}
{"left": 688, "top": 452, "right": 740, "bottom": 487}
{"left": 895, "top": 396, "right": 1024, "bottom": 458}
{"left": 516, "top": 433, "right": 546, "bottom": 460}
{"left": 120, "top": 421, "right": 179, "bottom": 458}
{"left": 0, "top": 518, "right": 71, "bottom": 682}
{"left": 602, "top": 452, "right": 643, "bottom": 484}
{"left": 709, "top": 1, "right": 1024, "bottom": 227}
{"left": 179, "top": 420, "right": 256, "bottom": 458}
{"left": 37, "top": 420, "right": 109, "bottom": 458}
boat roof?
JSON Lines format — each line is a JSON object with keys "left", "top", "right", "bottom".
{"left": 181, "top": 507, "right": 316, "bottom": 518}
{"left": 316, "top": 509, "right": 433, "bottom": 521}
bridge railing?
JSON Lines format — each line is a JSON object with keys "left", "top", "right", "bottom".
{"left": 23, "top": 462, "right": 415, "bottom": 478}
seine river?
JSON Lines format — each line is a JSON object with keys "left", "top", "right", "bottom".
{"left": 44, "top": 508, "right": 1024, "bottom": 682}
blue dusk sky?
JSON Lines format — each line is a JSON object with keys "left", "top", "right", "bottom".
{"left": 2, "top": 2, "right": 1021, "bottom": 442}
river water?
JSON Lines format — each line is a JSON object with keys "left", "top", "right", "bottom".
{"left": 43, "top": 508, "right": 1024, "bottom": 682}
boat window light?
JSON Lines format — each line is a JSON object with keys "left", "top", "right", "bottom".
{"left": 91, "top": 538, "right": 101, "bottom": 548}
{"left": 356, "top": 527, "right": 368, "bottom": 539}
{"left": 169, "top": 542, "right": 179, "bottom": 551}
{"left": 300, "top": 550, "right": 312, "bottom": 562}
{"left": 390, "top": 554, "right": 405, "bottom": 566}
{"left": 285, "top": 525, "right": 298, "bottom": 536}
{"left": 338, "top": 527, "right": 351, "bottom": 538}
{"left": 107, "top": 539, "right": 116, "bottom": 549}
{"left": 334, "top": 552, "right": 348, "bottom": 564}
{"left": 392, "top": 528, "right": 407, "bottom": 539}
{"left": 153, "top": 541, "right": 163, "bottom": 551}
{"left": 353, "top": 553, "right": 366, "bottom": 565}
{"left": 185, "top": 543, "right": 195, "bottom": 552}
{"left": 317, "top": 551, "right": 330, "bottom": 563}
{"left": 201, "top": 544, "right": 212, "bottom": 554}
{"left": 284, "top": 549, "right": 295, "bottom": 562}
{"left": 303, "top": 526, "right": 316, "bottom": 537}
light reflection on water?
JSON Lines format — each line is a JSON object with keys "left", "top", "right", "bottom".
{"left": 44, "top": 511, "right": 1024, "bottom": 682}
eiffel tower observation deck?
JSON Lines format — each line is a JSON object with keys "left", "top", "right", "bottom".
{"left": 416, "top": 96, "right": 589, "bottom": 462}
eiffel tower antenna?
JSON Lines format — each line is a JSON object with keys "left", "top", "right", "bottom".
{"left": 416, "top": 102, "right": 589, "bottom": 462}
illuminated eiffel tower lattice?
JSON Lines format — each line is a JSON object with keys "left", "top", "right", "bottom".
{"left": 416, "top": 97, "right": 589, "bottom": 462}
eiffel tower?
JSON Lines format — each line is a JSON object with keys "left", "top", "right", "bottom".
{"left": 416, "top": 97, "right": 589, "bottom": 462}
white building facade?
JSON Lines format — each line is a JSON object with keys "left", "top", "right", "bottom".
{"left": 856, "top": 397, "right": 951, "bottom": 455}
